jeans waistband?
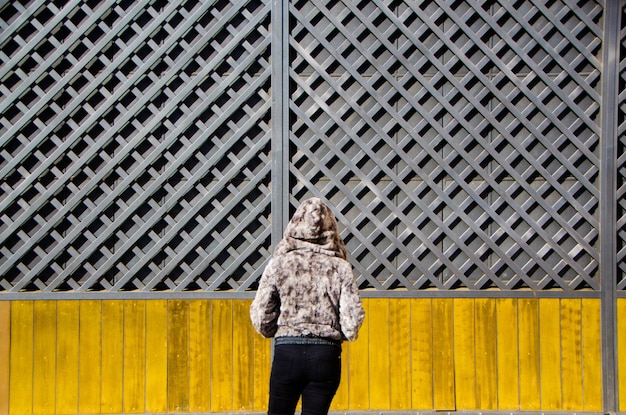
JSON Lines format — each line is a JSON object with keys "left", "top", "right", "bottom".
{"left": 274, "top": 336, "right": 341, "bottom": 346}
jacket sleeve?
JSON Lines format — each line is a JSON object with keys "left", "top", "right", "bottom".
{"left": 339, "top": 264, "right": 365, "bottom": 341}
{"left": 250, "top": 260, "right": 280, "bottom": 338}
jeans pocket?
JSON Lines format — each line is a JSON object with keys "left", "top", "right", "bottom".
{"left": 310, "top": 347, "right": 341, "bottom": 382}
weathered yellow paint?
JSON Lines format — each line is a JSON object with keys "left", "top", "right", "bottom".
{"left": 368, "top": 298, "right": 390, "bottom": 409}
{"left": 146, "top": 300, "right": 168, "bottom": 413}
{"left": 389, "top": 299, "right": 411, "bottom": 410}
{"left": 168, "top": 300, "right": 190, "bottom": 412}
{"left": 0, "top": 302, "right": 10, "bottom": 415}
{"left": 252, "top": 329, "right": 270, "bottom": 412}
{"left": 619, "top": 298, "right": 626, "bottom": 412}
{"left": 475, "top": 298, "right": 496, "bottom": 410}
{"left": 123, "top": 300, "right": 146, "bottom": 413}
{"left": 101, "top": 301, "right": 123, "bottom": 414}
{"left": 233, "top": 300, "right": 254, "bottom": 411}
{"left": 581, "top": 299, "right": 602, "bottom": 411}
{"left": 33, "top": 301, "right": 57, "bottom": 415}
{"left": 411, "top": 298, "right": 433, "bottom": 410}
{"left": 432, "top": 298, "right": 455, "bottom": 410}
{"left": 9, "top": 301, "right": 34, "bottom": 415}
{"left": 78, "top": 301, "right": 101, "bottom": 414}
{"left": 539, "top": 298, "right": 561, "bottom": 410}
{"left": 189, "top": 300, "right": 210, "bottom": 412}
{"left": 348, "top": 298, "right": 369, "bottom": 410}
{"left": 453, "top": 298, "right": 476, "bottom": 410}
{"left": 561, "top": 298, "right": 582, "bottom": 410}
{"left": 1, "top": 297, "right": 611, "bottom": 414}
{"left": 56, "top": 301, "right": 79, "bottom": 415}
{"left": 496, "top": 298, "right": 519, "bottom": 410}
{"left": 518, "top": 298, "right": 540, "bottom": 410}
{"left": 211, "top": 299, "right": 233, "bottom": 412}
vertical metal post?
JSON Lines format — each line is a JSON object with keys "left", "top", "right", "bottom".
{"left": 271, "top": 0, "right": 290, "bottom": 248}
{"left": 600, "top": 0, "right": 620, "bottom": 412}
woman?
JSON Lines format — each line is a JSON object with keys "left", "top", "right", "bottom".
{"left": 250, "top": 197, "right": 365, "bottom": 415}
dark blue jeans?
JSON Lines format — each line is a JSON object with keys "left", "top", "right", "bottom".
{"left": 268, "top": 343, "right": 342, "bottom": 415}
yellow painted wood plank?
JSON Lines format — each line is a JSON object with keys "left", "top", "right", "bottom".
{"left": 101, "top": 301, "right": 123, "bottom": 414}
{"left": 475, "top": 298, "right": 497, "bottom": 410}
{"left": 581, "top": 299, "right": 602, "bottom": 411}
{"left": 496, "top": 298, "right": 519, "bottom": 410}
{"left": 432, "top": 298, "right": 455, "bottom": 410}
{"left": 33, "top": 300, "right": 57, "bottom": 415}
{"left": 389, "top": 299, "right": 411, "bottom": 410}
{"left": 233, "top": 300, "right": 254, "bottom": 411}
{"left": 56, "top": 300, "right": 79, "bottom": 415}
{"left": 618, "top": 298, "right": 626, "bottom": 413}
{"left": 211, "top": 299, "right": 233, "bottom": 412}
{"left": 123, "top": 300, "right": 146, "bottom": 413}
{"left": 168, "top": 300, "right": 190, "bottom": 412}
{"left": 539, "top": 298, "right": 561, "bottom": 410}
{"left": 252, "top": 330, "right": 270, "bottom": 412}
{"left": 368, "top": 298, "right": 390, "bottom": 409}
{"left": 561, "top": 298, "right": 582, "bottom": 410}
{"left": 78, "top": 300, "right": 101, "bottom": 414}
{"left": 189, "top": 300, "right": 211, "bottom": 412}
{"left": 0, "top": 302, "right": 10, "bottom": 415}
{"left": 518, "top": 298, "right": 540, "bottom": 410}
{"left": 348, "top": 298, "right": 369, "bottom": 410}
{"left": 453, "top": 298, "right": 476, "bottom": 410}
{"left": 146, "top": 300, "right": 168, "bottom": 413}
{"left": 411, "top": 298, "right": 433, "bottom": 410}
{"left": 9, "top": 301, "right": 34, "bottom": 415}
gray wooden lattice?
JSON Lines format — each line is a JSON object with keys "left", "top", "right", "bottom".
{"left": 0, "top": 0, "right": 617, "bottom": 296}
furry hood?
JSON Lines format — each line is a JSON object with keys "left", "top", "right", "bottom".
{"left": 274, "top": 197, "right": 348, "bottom": 260}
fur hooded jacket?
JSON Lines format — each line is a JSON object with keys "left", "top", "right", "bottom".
{"left": 250, "top": 198, "right": 364, "bottom": 341}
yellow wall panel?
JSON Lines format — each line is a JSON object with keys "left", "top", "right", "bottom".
{"left": 617, "top": 298, "right": 626, "bottom": 412}
{"left": 496, "top": 298, "right": 519, "bottom": 410}
{"left": 146, "top": 300, "right": 168, "bottom": 413}
{"left": 561, "top": 298, "right": 582, "bottom": 411}
{"left": 33, "top": 301, "right": 57, "bottom": 415}
{"left": 189, "top": 300, "right": 211, "bottom": 412}
{"left": 389, "top": 299, "right": 411, "bottom": 410}
{"left": 410, "top": 298, "right": 433, "bottom": 410}
{"left": 101, "top": 301, "right": 123, "bottom": 414}
{"left": 252, "top": 332, "right": 270, "bottom": 412}
{"left": 168, "top": 300, "right": 190, "bottom": 412}
{"left": 0, "top": 302, "right": 10, "bottom": 415}
{"left": 0, "top": 297, "right": 610, "bottom": 415}
{"left": 78, "top": 301, "right": 101, "bottom": 414}
{"left": 453, "top": 298, "right": 476, "bottom": 410}
{"left": 9, "top": 301, "right": 33, "bottom": 415}
{"left": 368, "top": 298, "right": 390, "bottom": 409}
{"left": 475, "top": 298, "right": 496, "bottom": 410}
{"left": 539, "top": 298, "right": 562, "bottom": 410}
{"left": 56, "top": 301, "right": 79, "bottom": 415}
{"left": 432, "top": 298, "right": 455, "bottom": 410}
{"left": 123, "top": 300, "right": 146, "bottom": 413}
{"left": 518, "top": 298, "right": 540, "bottom": 410}
{"left": 233, "top": 300, "right": 254, "bottom": 412}
{"left": 348, "top": 298, "right": 369, "bottom": 410}
{"left": 211, "top": 299, "right": 233, "bottom": 412}
{"left": 581, "top": 299, "right": 602, "bottom": 411}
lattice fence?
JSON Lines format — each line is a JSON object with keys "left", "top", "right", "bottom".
{"left": 618, "top": 0, "right": 626, "bottom": 293}
{"left": 289, "top": 0, "right": 603, "bottom": 291}
{"left": 0, "top": 0, "right": 616, "bottom": 296}
{"left": 1, "top": 0, "right": 272, "bottom": 294}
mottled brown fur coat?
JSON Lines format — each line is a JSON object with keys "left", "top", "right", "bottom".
{"left": 250, "top": 198, "right": 364, "bottom": 341}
